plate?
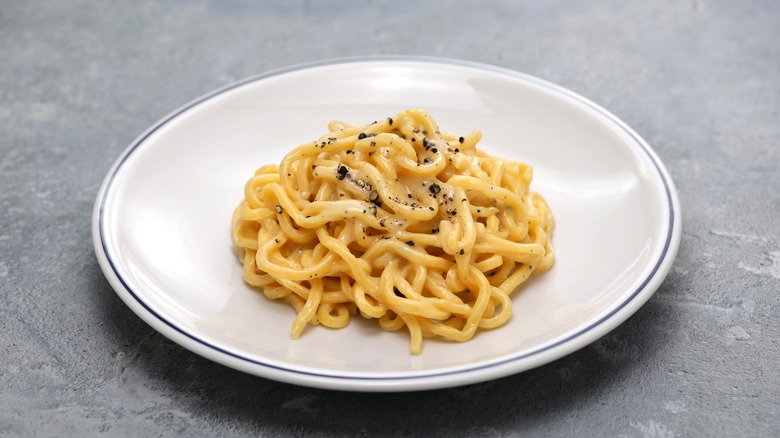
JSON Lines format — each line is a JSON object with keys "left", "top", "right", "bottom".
{"left": 93, "top": 57, "right": 681, "bottom": 391}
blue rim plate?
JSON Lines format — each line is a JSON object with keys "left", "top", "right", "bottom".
{"left": 92, "top": 56, "right": 681, "bottom": 391}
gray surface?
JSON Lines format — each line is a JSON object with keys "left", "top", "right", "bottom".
{"left": 1, "top": 0, "right": 778, "bottom": 436}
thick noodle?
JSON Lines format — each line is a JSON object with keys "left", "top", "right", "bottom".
{"left": 232, "top": 109, "right": 554, "bottom": 354}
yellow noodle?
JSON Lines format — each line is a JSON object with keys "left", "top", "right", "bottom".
{"left": 232, "top": 109, "right": 554, "bottom": 354}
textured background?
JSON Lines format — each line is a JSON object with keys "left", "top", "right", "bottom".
{"left": 2, "top": 0, "right": 779, "bottom": 436}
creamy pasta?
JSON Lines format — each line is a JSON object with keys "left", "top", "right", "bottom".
{"left": 231, "top": 109, "right": 554, "bottom": 354}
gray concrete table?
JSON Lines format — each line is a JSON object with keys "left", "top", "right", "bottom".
{"left": 2, "top": 1, "right": 778, "bottom": 436}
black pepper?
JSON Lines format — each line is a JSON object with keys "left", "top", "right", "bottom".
{"left": 336, "top": 164, "right": 349, "bottom": 180}
{"left": 369, "top": 190, "right": 382, "bottom": 207}
{"left": 358, "top": 132, "right": 368, "bottom": 140}
{"left": 429, "top": 183, "right": 441, "bottom": 195}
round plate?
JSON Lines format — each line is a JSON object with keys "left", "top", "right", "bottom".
{"left": 93, "top": 57, "right": 681, "bottom": 391}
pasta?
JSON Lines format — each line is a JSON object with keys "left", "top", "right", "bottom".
{"left": 231, "top": 109, "right": 554, "bottom": 354}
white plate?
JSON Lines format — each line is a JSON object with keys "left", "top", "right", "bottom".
{"left": 93, "top": 57, "right": 681, "bottom": 392}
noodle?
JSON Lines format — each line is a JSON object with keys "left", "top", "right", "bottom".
{"left": 231, "top": 109, "right": 554, "bottom": 354}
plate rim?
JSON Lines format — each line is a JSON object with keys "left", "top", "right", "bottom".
{"left": 92, "top": 55, "right": 682, "bottom": 391}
